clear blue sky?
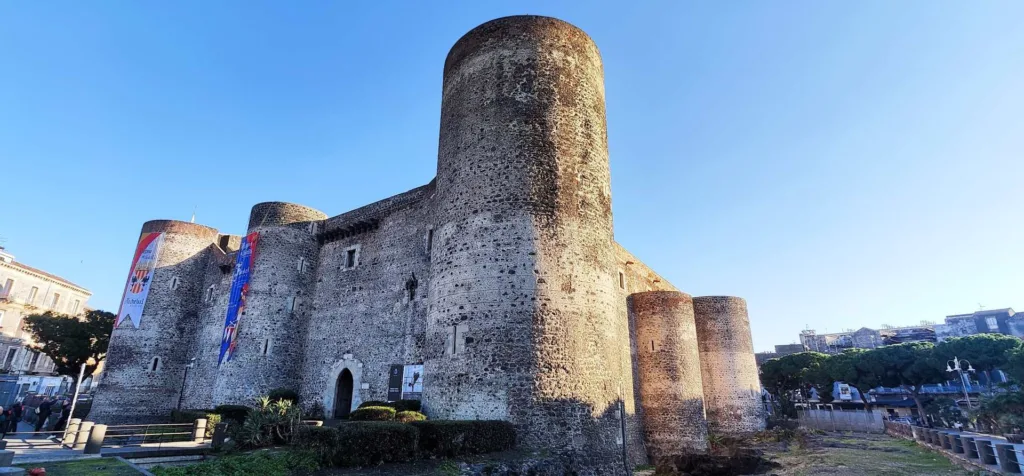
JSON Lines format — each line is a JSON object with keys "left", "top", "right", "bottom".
{"left": 1, "top": 1, "right": 1021, "bottom": 351}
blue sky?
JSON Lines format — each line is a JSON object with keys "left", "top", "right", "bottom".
{"left": 1, "top": 1, "right": 1021, "bottom": 351}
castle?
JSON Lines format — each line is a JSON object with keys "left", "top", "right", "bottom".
{"left": 91, "top": 16, "right": 764, "bottom": 471}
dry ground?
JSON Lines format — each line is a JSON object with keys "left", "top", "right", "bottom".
{"left": 754, "top": 431, "right": 972, "bottom": 476}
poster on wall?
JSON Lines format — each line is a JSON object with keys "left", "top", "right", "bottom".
{"left": 401, "top": 364, "right": 423, "bottom": 400}
{"left": 218, "top": 232, "right": 259, "bottom": 366}
{"left": 387, "top": 365, "right": 404, "bottom": 401}
{"left": 386, "top": 364, "right": 425, "bottom": 401}
{"left": 115, "top": 232, "right": 164, "bottom": 329}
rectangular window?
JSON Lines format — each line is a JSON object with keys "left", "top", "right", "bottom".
{"left": 3, "top": 348, "right": 15, "bottom": 368}
{"left": 426, "top": 228, "right": 434, "bottom": 255}
{"left": 206, "top": 286, "right": 215, "bottom": 303}
{"left": 27, "top": 287, "right": 38, "bottom": 304}
{"left": 51, "top": 293, "right": 60, "bottom": 310}
{"left": 72, "top": 299, "right": 81, "bottom": 314}
{"left": 0, "top": 310, "right": 5, "bottom": 329}
{"left": 345, "top": 249, "right": 356, "bottom": 268}
{"left": 1, "top": 279, "right": 12, "bottom": 298}
{"left": 297, "top": 257, "right": 307, "bottom": 273}
{"left": 618, "top": 272, "right": 625, "bottom": 289}
{"left": 986, "top": 317, "right": 999, "bottom": 331}
{"left": 29, "top": 352, "right": 40, "bottom": 367}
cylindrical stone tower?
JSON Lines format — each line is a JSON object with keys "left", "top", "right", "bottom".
{"left": 693, "top": 296, "right": 765, "bottom": 435}
{"left": 629, "top": 291, "right": 708, "bottom": 460}
{"left": 92, "top": 220, "right": 219, "bottom": 424}
{"left": 213, "top": 202, "right": 326, "bottom": 405}
{"left": 424, "top": 16, "right": 625, "bottom": 471}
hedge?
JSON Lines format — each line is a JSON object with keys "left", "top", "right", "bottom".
{"left": 170, "top": 409, "right": 222, "bottom": 434}
{"left": 411, "top": 420, "right": 516, "bottom": 457}
{"left": 268, "top": 388, "right": 299, "bottom": 404}
{"left": 356, "top": 399, "right": 421, "bottom": 412}
{"left": 294, "top": 422, "right": 419, "bottom": 467}
{"left": 349, "top": 406, "right": 396, "bottom": 421}
{"left": 395, "top": 411, "right": 426, "bottom": 423}
{"left": 213, "top": 404, "right": 251, "bottom": 424}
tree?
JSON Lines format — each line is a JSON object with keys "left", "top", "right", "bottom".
{"left": 23, "top": 309, "right": 115, "bottom": 387}
{"left": 1006, "top": 345, "right": 1024, "bottom": 385}
{"left": 872, "top": 343, "right": 947, "bottom": 421}
{"left": 937, "top": 334, "right": 1022, "bottom": 394}
{"left": 818, "top": 349, "right": 884, "bottom": 411}
{"left": 759, "top": 352, "right": 829, "bottom": 418}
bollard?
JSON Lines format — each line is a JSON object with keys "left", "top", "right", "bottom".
{"left": 192, "top": 418, "right": 207, "bottom": 442}
{"left": 84, "top": 424, "right": 106, "bottom": 455}
{"left": 211, "top": 422, "right": 228, "bottom": 449}
{"left": 74, "top": 421, "right": 94, "bottom": 450}
{"left": 62, "top": 418, "right": 82, "bottom": 447}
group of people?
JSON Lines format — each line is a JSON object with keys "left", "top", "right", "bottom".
{"left": 0, "top": 397, "right": 74, "bottom": 438}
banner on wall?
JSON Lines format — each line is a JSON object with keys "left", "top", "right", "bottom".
{"left": 387, "top": 364, "right": 424, "bottom": 401}
{"left": 218, "top": 232, "right": 259, "bottom": 366}
{"left": 401, "top": 364, "right": 423, "bottom": 400}
{"left": 115, "top": 232, "right": 164, "bottom": 329}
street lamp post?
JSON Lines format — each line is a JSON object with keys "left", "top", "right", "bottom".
{"left": 946, "top": 356, "right": 975, "bottom": 410}
{"left": 177, "top": 357, "right": 196, "bottom": 411}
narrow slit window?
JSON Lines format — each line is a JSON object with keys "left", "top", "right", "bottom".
{"left": 618, "top": 272, "right": 625, "bottom": 289}
{"left": 170, "top": 277, "right": 180, "bottom": 290}
{"left": 650, "top": 340, "right": 655, "bottom": 352}
{"left": 263, "top": 339, "right": 271, "bottom": 356}
{"left": 426, "top": 228, "right": 434, "bottom": 255}
{"left": 206, "top": 286, "right": 216, "bottom": 303}
{"left": 286, "top": 296, "right": 297, "bottom": 313}
{"left": 151, "top": 357, "right": 160, "bottom": 372}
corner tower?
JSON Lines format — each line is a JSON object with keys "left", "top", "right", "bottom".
{"left": 92, "top": 220, "right": 219, "bottom": 424}
{"left": 629, "top": 291, "right": 708, "bottom": 461}
{"left": 424, "top": 16, "right": 625, "bottom": 470}
{"left": 213, "top": 202, "right": 326, "bottom": 404}
{"left": 693, "top": 296, "right": 765, "bottom": 435}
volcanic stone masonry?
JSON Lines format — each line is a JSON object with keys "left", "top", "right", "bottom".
{"left": 90, "top": 15, "right": 764, "bottom": 473}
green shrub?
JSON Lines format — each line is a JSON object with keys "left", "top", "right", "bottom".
{"left": 171, "top": 409, "right": 222, "bottom": 435}
{"left": 358, "top": 400, "right": 388, "bottom": 409}
{"left": 152, "top": 448, "right": 318, "bottom": 476}
{"left": 294, "top": 422, "right": 419, "bottom": 467}
{"left": 395, "top": 411, "right": 426, "bottom": 423}
{"left": 392, "top": 399, "right": 422, "bottom": 412}
{"left": 236, "top": 397, "right": 302, "bottom": 448}
{"left": 268, "top": 388, "right": 299, "bottom": 404}
{"left": 213, "top": 404, "right": 251, "bottom": 424}
{"left": 335, "top": 422, "right": 419, "bottom": 466}
{"left": 349, "top": 406, "right": 396, "bottom": 421}
{"left": 293, "top": 426, "right": 340, "bottom": 466}
{"left": 411, "top": 420, "right": 515, "bottom": 457}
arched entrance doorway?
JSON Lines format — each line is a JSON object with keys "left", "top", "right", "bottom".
{"left": 334, "top": 368, "right": 354, "bottom": 418}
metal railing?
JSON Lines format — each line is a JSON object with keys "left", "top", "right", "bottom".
{"left": 1, "top": 418, "right": 212, "bottom": 455}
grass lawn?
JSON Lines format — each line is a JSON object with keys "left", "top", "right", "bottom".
{"left": 762, "top": 432, "right": 971, "bottom": 475}
{"left": 17, "top": 457, "right": 142, "bottom": 475}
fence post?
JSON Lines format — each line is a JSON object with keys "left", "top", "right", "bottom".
{"left": 84, "top": 424, "right": 106, "bottom": 454}
{"left": 62, "top": 418, "right": 81, "bottom": 447}
{"left": 74, "top": 421, "right": 94, "bottom": 450}
{"left": 192, "top": 418, "right": 207, "bottom": 442}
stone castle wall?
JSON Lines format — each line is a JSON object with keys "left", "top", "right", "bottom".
{"left": 630, "top": 291, "right": 708, "bottom": 461}
{"left": 91, "top": 15, "right": 765, "bottom": 473}
{"left": 693, "top": 296, "right": 766, "bottom": 435}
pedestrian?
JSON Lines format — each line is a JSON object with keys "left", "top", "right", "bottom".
{"left": 0, "top": 406, "right": 8, "bottom": 439}
{"left": 34, "top": 397, "right": 52, "bottom": 433}
{"left": 10, "top": 401, "right": 22, "bottom": 435}
{"left": 53, "top": 400, "right": 72, "bottom": 432}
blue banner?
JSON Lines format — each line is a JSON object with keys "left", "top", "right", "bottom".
{"left": 219, "top": 232, "right": 259, "bottom": 365}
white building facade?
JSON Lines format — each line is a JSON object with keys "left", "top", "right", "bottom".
{"left": 0, "top": 247, "right": 92, "bottom": 374}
